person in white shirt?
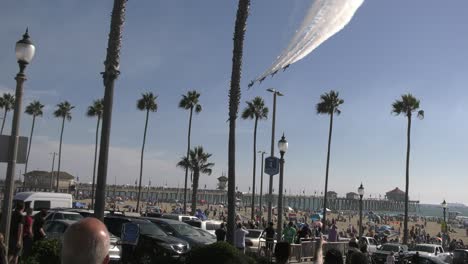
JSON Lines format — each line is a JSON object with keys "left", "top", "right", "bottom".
{"left": 386, "top": 251, "right": 395, "bottom": 264}
{"left": 234, "top": 223, "right": 249, "bottom": 253}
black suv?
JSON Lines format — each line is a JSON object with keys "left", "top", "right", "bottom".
{"left": 104, "top": 216, "right": 189, "bottom": 264}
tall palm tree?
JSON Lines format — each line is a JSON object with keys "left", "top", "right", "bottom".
{"left": 87, "top": 99, "right": 104, "bottom": 208}
{"left": 227, "top": 0, "right": 250, "bottom": 244}
{"left": 241, "top": 97, "right": 268, "bottom": 220}
{"left": 53, "top": 101, "right": 74, "bottom": 192}
{"left": 24, "top": 100, "right": 45, "bottom": 175}
{"left": 177, "top": 146, "right": 214, "bottom": 215}
{"left": 392, "top": 93, "right": 424, "bottom": 245}
{"left": 0, "top": 93, "right": 15, "bottom": 135}
{"left": 136, "top": 92, "right": 158, "bottom": 211}
{"left": 316, "top": 90, "right": 344, "bottom": 227}
{"left": 179, "top": 90, "right": 202, "bottom": 214}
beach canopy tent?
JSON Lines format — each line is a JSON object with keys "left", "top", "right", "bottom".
{"left": 311, "top": 213, "right": 323, "bottom": 221}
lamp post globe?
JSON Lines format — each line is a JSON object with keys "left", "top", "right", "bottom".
{"left": 15, "top": 29, "right": 35, "bottom": 66}
{"left": 276, "top": 133, "right": 287, "bottom": 241}
{"left": 0, "top": 29, "right": 35, "bottom": 254}
{"left": 358, "top": 183, "right": 364, "bottom": 240}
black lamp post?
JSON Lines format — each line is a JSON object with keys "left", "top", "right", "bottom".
{"left": 358, "top": 183, "right": 365, "bottom": 240}
{"left": 0, "top": 29, "right": 35, "bottom": 253}
{"left": 266, "top": 88, "right": 283, "bottom": 223}
{"left": 441, "top": 199, "right": 447, "bottom": 247}
{"left": 258, "top": 150, "right": 266, "bottom": 221}
{"left": 276, "top": 134, "right": 288, "bottom": 241}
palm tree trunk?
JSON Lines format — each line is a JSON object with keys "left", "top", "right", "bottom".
{"left": 191, "top": 170, "right": 200, "bottom": 216}
{"left": 184, "top": 107, "right": 193, "bottom": 214}
{"left": 56, "top": 117, "right": 65, "bottom": 192}
{"left": 322, "top": 112, "right": 334, "bottom": 227}
{"left": 403, "top": 114, "right": 411, "bottom": 244}
{"left": 227, "top": 0, "right": 250, "bottom": 244}
{"left": 1, "top": 110, "right": 7, "bottom": 135}
{"left": 94, "top": 0, "right": 127, "bottom": 221}
{"left": 24, "top": 115, "right": 36, "bottom": 177}
{"left": 90, "top": 116, "right": 101, "bottom": 208}
{"left": 250, "top": 117, "right": 258, "bottom": 220}
{"left": 136, "top": 109, "right": 150, "bottom": 212}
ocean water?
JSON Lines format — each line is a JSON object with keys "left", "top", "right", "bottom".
{"left": 418, "top": 204, "right": 468, "bottom": 217}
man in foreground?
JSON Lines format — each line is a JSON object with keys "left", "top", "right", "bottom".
{"left": 62, "top": 218, "right": 110, "bottom": 264}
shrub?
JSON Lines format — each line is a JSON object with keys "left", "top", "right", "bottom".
{"left": 188, "top": 242, "right": 255, "bottom": 264}
{"left": 21, "top": 239, "right": 61, "bottom": 264}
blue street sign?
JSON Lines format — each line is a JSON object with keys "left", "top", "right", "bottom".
{"left": 264, "top": 156, "right": 279, "bottom": 176}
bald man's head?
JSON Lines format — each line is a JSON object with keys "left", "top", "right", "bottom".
{"left": 62, "top": 218, "right": 110, "bottom": 264}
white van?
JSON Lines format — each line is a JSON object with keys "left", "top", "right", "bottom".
{"left": 14, "top": 192, "right": 73, "bottom": 212}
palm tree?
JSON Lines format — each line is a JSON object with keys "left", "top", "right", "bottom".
{"left": 392, "top": 93, "right": 424, "bottom": 245}
{"left": 316, "top": 90, "right": 344, "bottom": 227}
{"left": 53, "top": 101, "right": 74, "bottom": 192}
{"left": 241, "top": 97, "right": 268, "bottom": 220}
{"left": 179, "top": 90, "right": 202, "bottom": 214}
{"left": 24, "top": 100, "right": 45, "bottom": 175}
{"left": 177, "top": 146, "right": 214, "bottom": 215}
{"left": 227, "top": 0, "right": 250, "bottom": 244}
{"left": 87, "top": 99, "right": 104, "bottom": 208}
{"left": 136, "top": 92, "right": 158, "bottom": 211}
{"left": 0, "top": 93, "right": 15, "bottom": 135}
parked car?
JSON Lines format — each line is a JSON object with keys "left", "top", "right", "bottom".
{"left": 401, "top": 252, "right": 447, "bottom": 264}
{"left": 372, "top": 243, "right": 409, "bottom": 264}
{"left": 160, "top": 214, "right": 199, "bottom": 222}
{"left": 104, "top": 216, "right": 190, "bottom": 263}
{"left": 453, "top": 249, "right": 468, "bottom": 264}
{"left": 44, "top": 219, "right": 121, "bottom": 263}
{"left": 410, "top": 244, "right": 445, "bottom": 256}
{"left": 144, "top": 217, "right": 215, "bottom": 248}
{"left": 359, "top": 236, "right": 379, "bottom": 254}
{"left": 45, "top": 211, "right": 83, "bottom": 222}
{"left": 184, "top": 219, "right": 223, "bottom": 235}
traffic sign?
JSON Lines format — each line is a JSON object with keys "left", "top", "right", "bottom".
{"left": 264, "top": 156, "right": 279, "bottom": 176}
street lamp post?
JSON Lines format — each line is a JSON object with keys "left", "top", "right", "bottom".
{"left": 0, "top": 29, "right": 35, "bottom": 253}
{"left": 441, "top": 199, "right": 447, "bottom": 247}
{"left": 276, "top": 134, "right": 288, "bottom": 241}
{"left": 358, "top": 183, "right": 365, "bottom": 240}
{"left": 266, "top": 88, "right": 283, "bottom": 223}
{"left": 258, "top": 151, "right": 266, "bottom": 222}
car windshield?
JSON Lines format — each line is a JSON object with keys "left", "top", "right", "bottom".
{"left": 413, "top": 245, "right": 435, "bottom": 253}
{"left": 246, "top": 230, "right": 262, "bottom": 238}
{"left": 139, "top": 222, "right": 167, "bottom": 237}
{"left": 172, "top": 223, "right": 201, "bottom": 236}
{"left": 381, "top": 245, "right": 401, "bottom": 252}
{"left": 63, "top": 214, "right": 83, "bottom": 221}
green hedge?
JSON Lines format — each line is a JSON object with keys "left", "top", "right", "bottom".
{"left": 189, "top": 242, "right": 256, "bottom": 264}
{"left": 21, "top": 239, "right": 61, "bottom": 264}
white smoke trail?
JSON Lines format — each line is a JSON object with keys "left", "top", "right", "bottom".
{"left": 249, "top": 0, "right": 364, "bottom": 87}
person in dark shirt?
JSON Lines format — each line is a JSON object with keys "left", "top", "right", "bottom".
{"left": 33, "top": 209, "right": 47, "bottom": 242}
{"left": 263, "top": 222, "right": 275, "bottom": 252}
{"left": 9, "top": 201, "right": 25, "bottom": 264}
{"left": 215, "top": 223, "right": 226, "bottom": 241}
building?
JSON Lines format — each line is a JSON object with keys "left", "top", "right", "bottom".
{"left": 327, "top": 191, "right": 338, "bottom": 199}
{"left": 346, "top": 192, "right": 359, "bottom": 200}
{"left": 217, "top": 174, "right": 228, "bottom": 191}
{"left": 24, "top": 170, "right": 74, "bottom": 192}
{"left": 386, "top": 187, "right": 406, "bottom": 202}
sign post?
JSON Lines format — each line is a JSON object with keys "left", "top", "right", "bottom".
{"left": 265, "top": 156, "right": 279, "bottom": 223}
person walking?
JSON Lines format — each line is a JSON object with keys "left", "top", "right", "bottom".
{"left": 32, "top": 209, "right": 47, "bottom": 242}
{"left": 234, "top": 223, "right": 249, "bottom": 253}
{"left": 0, "top": 233, "right": 7, "bottom": 264}
{"left": 283, "top": 222, "right": 296, "bottom": 244}
{"left": 22, "top": 208, "right": 34, "bottom": 258}
{"left": 215, "top": 222, "right": 227, "bottom": 241}
{"left": 8, "top": 202, "right": 25, "bottom": 264}
{"left": 385, "top": 251, "right": 396, "bottom": 264}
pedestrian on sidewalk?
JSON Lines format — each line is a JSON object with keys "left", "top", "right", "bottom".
{"left": 215, "top": 223, "right": 226, "bottom": 241}
{"left": 234, "top": 223, "right": 249, "bottom": 253}
{"left": 22, "top": 208, "right": 34, "bottom": 258}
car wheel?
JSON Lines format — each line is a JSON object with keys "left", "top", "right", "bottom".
{"left": 139, "top": 253, "right": 153, "bottom": 264}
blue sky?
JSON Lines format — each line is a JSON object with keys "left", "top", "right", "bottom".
{"left": 1, "top": 1, "right": 467, "bottom": 204}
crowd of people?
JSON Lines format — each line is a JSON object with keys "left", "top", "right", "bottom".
{"left": 0, "top": 201, "right": 48, "bottom": 264}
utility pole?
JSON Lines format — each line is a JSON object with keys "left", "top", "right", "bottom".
{"left": 49, "top": 152, "right": 56, "bottom": 190}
